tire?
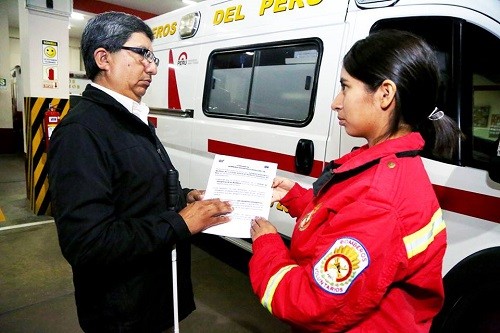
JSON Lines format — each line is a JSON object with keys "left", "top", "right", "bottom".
{"left": 430, "top": 247, "right": 500, "bottom": 333}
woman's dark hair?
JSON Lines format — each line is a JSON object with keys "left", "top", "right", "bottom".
{"left": 81, "top": 11, "right": 155, "bottom": 81}
{"left": 342, "top": 29, "right": 463, "bottom": 158}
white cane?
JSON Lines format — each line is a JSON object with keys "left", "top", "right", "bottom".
{"left": 172, "top": 245, "right": 179, "bottom": 333}
{"left": 167, "top": 169, "right": 180, "bottom": 333}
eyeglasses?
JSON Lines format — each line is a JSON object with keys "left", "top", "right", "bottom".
{"left": 121, "top": 46, "right": 160, "bottom": 66}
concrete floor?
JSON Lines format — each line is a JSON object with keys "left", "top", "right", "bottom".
{"left": 0, "top": 153, "right": 291, "bottom": 333}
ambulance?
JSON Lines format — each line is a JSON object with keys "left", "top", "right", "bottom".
{"left": 144, "top": 0, "right": 500, "bottom": 330}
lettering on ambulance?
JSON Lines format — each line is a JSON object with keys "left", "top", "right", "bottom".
{"left": 168, "top": 50, "right": 181, "bottom": 109}
{"left": 207, "top": 139, "right": 500, "bottom": 223}
{"left": 176, "top": 52, "right": 199, "bottom": 66}
{"left": 259, "top": 0, "right": 323, "bottom": 16}
{"left": 276, "top": 203, "right": 289, "bottom": 213}
{"left": 151, "top": 21, "right": 177, "bottom": 40}
{"left": 213, "top": 5, "right": 245, "bottom": 25}
{"left": 177, "top": 52, "right": 188, "bottom": 66}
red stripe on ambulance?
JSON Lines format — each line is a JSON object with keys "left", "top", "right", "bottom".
{"left": 208, "top": 139, "right": 500, "bottom": 224}
{"left": 433, "top": 185, "right": 499, "bottom": 223}
{"left": 168, "top": 50, "right": 181, "bottom": 109}
{"left": 208, "top": 139, "right": 324, "bottom": 177}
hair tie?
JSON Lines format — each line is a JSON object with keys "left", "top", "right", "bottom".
{"left": 428, "top": 107, "right": 444, "bottom": 121}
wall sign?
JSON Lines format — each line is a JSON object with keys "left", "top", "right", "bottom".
{"left": 26, "top": 0, "right": 72, "bottom": 17}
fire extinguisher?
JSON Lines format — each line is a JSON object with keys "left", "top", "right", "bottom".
{"left": 43, "top": 104, "right": 60, "bottom": 152}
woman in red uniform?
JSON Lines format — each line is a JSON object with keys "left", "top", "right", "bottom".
{"left": 249, "top": 30, "right": 463, "bottom": 332}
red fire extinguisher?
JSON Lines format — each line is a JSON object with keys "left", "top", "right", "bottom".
{"left": 43, "top": 104, "right": 60, "bottom": 151}
{"left": 48, "top": 68, "right": 55, "bottom": 80}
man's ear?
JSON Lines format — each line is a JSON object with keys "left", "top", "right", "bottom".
{"left": 379, "top": 79, "right": 397, "bottom": 110}
{"left": 94, "top": 48, "right": 110, "bottom": 70}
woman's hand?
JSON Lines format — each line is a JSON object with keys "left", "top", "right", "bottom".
{"left": 271, "top": 176, "right": 295, "bottom": 203}
{"left": 187, "top": 189, "right": 205, "bottom": 203}
{"left": 250, "top": 217, "right": 277, "bottom": 241}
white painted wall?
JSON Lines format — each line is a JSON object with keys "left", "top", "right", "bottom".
{"left": 0, "top": 1, "right": 13, "bottom": 129}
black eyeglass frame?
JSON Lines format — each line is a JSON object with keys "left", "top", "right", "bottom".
{"left": 121, "top": 46, "right": 160, "bottom": 66}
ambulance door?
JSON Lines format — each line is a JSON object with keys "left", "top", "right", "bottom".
{"left": 189, "top": 25, "right": 346, "bottom": 240}
{"left": 344, "top": 2, "right": 500, "bottom": 265}
{"left": 345, "top": 2, "right": 500, "bottom": 332}
{"left": 144, "top": 43, "right": 200, "bottom": 188}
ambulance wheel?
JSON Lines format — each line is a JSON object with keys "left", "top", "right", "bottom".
{"left": 430, "top": 246, "right": 500, "bottom": 333}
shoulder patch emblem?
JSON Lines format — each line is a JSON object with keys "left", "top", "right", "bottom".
{"left": 313, "top": 237, "right": 369, "bottom": 294}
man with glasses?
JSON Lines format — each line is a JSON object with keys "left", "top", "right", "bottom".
{"left": 48, "top": 11, "right": 232, "bottom": 333}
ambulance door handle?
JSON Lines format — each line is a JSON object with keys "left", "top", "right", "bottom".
{"left": 149, "top": 107, "right": 194, "bottom": 118}
{"left": 304, "top": 76, "right": 312, "bottom": 90}
{"left": 295, "top": 139, "right": 314, "bottom": 175}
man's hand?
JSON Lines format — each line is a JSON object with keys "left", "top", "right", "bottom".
{"left": 179, "top": 199, "right": 232, "bottom": 234}
{"left": 187, "top": 189, "right": 205, "bottom": 203}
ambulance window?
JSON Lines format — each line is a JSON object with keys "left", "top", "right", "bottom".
{"left": 204, "top": 40, "right": 321, "bottom": 126}
{"left": 372, "top": 18, "right": 500, "bottom": 170}
{"left": 468, "top": 25, "right": 500, "bottom": 169}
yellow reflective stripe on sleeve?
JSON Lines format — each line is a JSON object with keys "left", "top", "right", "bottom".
{"left": 403, "top": 208, "right": 445, "bottom": 259}
{"left": 261, "top": 264, "right": 298, "bottom": 314}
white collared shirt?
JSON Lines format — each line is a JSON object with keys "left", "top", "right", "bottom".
{"left": 90, "top": 82, "right": 150, "bottom": 124}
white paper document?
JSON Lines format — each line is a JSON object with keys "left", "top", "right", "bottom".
{"left": 203, "top": 154, "right": 277, "bottom": 238}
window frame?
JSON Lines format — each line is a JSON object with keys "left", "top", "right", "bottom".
{"left": 202, "top": 38, "right": 323, "bottom": 127}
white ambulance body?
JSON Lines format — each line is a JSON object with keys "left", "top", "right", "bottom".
{"left": 144, "top": 0, "right": 500, "bottom": 329}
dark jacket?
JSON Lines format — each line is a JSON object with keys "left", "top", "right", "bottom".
{"left": 48, "top": 85, "right": 195, "bottom": 332}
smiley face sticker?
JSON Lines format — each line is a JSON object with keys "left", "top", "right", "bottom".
{"left": 42, "top": 40, "right": 58, "bottom": 65}
{"left": 44, "top": 46, "right": 57, "bottom": 58}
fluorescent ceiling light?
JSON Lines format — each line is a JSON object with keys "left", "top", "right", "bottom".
{"left": 182, "top": 0, "right": 197, "bottom": 5}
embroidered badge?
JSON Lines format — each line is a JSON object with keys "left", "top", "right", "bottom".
{"left": 313, "top": 237, "right": 369, "bottom": 294}
{"left": 298, "top": 203, "right": 322, "bottom": 231}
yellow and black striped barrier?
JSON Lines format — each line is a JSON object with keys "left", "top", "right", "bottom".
{"left": 25, "top": 97, "right": 70, "bottom": 216}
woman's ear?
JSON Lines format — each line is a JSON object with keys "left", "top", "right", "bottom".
{"left": 379, "top": 79, "right": 397, "bottom": 110}
{"left": 94, "top": 48, "right": 110, "bottom": 70}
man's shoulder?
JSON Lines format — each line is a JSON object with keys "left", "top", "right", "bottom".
{"left": 65, "top": 88, "right": 120, "bottom": 123}
{"left": 62, "top": 99, "right": 107, "bottom": 125}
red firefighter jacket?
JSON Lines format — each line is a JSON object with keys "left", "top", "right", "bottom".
{"left": 249, "top": 132, "right": 446, "bottom": 332}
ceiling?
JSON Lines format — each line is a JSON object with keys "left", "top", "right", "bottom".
{"left": 7, "top": 0, "right": 205, "bottom": 39}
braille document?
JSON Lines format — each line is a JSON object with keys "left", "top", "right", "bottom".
{"left": 203, "top": 154, "right": 277, "bottom": 238}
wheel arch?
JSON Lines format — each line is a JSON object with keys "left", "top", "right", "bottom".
{"left": 431, "top": 246, "right": 500, "bottom": 332}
